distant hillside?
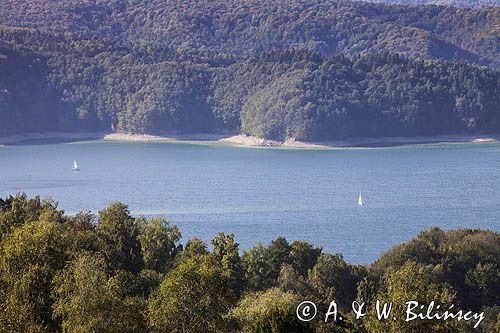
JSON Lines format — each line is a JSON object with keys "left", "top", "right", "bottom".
{"left": 1, "top": 30, "right": 499, "bottom": 140}
{"left": 355, "top": 0, "right": 499, "bottom": 8}
{"left": 0, "top": 0, "right": 499, "bottom": 67}
{"left": 0, "top": 42, "right": 70, "bottom": 135}
{"left": 0, "top": 0, "right": 499, "bottom": 140}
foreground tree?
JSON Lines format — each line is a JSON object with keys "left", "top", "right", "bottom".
{"left": 242, "top": 242, "right": 274, "bottom": 291}
{"left": 211, "top": 233, "right": 244, "bottom": 297}
{"left": 266, "top": 237, "right": 292, "bottom": 281}
{"left": 182, "top": 237, "right": 208, "bottom": 259}
{"left": 0, "top": 194, "right": 498, "bottom": 333}
{"left": 371, "top": 227, "right": 500, "bottom": 311}
{"left": 230, "top": 288, "right": 313, "bottom": 333}
{"left": 289, "top": 240, "right": 322, "bottom": 277}
{"left": 365, "top": 261, "right": 465, "bottom": 333}
{"left": 96, "top": 202, "right": 142, "bottom": 273}
{"left": 138, "top": 217, "right": 181, "bottom": 272}
{"left": 308, "top": 253, "right": 366, "bottom": 310}
{"left": 52, "top": 253, "right": 147, "bottom": 333}
{"left": 148, "top": 255, "right": 235, "bottom": 333}
{"left": 0, "top": 193, "right": 63, "bottom": 241}
{"left": 0, "top": 220, "right": 69, "bottom": 332}
{"left": 63, "top": 211, "right": 103, "bottom": 255}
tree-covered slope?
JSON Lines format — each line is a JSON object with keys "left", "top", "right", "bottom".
{"left": 1, "top": 30, "right": 499, "bottom": 140}
{"left": 0, "top": 42, "right": 72, "bottom": 136}
{"left": 219, "top": 51, "right": 500, "bottom": 140}
{"left": 0, "top": 0, "right": 499, "bottom": 140}
{"left": 0, "top": 0, "right": 499, "bottom": 66}
{"left": 356, "top": 0, "right": 499, "bottom": 8}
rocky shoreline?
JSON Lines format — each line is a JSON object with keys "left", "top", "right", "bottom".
{"left": 0, "top": 131, "right": 498, "bottom": 149}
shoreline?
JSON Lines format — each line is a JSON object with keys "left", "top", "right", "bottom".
{"left": 0, "top": 131, "right": 498, "bottom": 148}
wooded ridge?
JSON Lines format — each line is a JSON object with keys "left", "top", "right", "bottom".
{"left": 0, "top": 0, "right": 499, "bottom": 141}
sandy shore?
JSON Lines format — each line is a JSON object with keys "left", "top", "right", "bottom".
{"left": 0, "top": 131, "right": 498, "bottom": 148}
{"left": 103, "top": 132, "right": 230, "bottom": 142}
{"left": 219, "top": 135, "right": 327, "bottom": 148}
{"left": 220, "top": 134, "right": 499, "bottom": 148}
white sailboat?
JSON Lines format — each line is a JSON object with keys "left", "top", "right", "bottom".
{"left": 72, "top": 160, "right": 80, "bottom": 171}
{"left": 357, "top": 192, "right": 364, "bottom": 206}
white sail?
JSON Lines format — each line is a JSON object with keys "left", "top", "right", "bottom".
{"left": 72, "top": 160, "right": 79, "bottom": 171}
{"left": 358, "top": 193, "right": 364, "bottom": 206}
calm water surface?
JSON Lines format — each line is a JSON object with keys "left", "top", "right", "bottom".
{"left": 1, "top": 140, "right": 499, "bottom": 263}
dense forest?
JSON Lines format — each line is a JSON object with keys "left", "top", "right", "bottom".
{"left": 1, "top": 0, "right": 498, "bottom": 63}
{"left": 0, "top": 193, "right": 498, "bottom": 332}
{"left": 359, "top": 0, "right": 499, "bottom": 8}
{"left": 0, "top": 0, "right": 499, "bottom": 140}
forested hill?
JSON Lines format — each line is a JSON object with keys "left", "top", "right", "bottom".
{"left": 0, "top": 0, "right": 499, "bottom": 140}
{"left": 1, "top": 32, "right": 499, "bottom": 140}
{"left": 356, "top": 0, "right": 499, "bottom": 8}
{"left": 1, "top": 0, "right": 499, "bottom": 66}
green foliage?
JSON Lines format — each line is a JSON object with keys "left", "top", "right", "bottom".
{"left": 183, "top": 236, "right": 209, "bottom": 259}
{"left": 230, "top": 288, "right": 313, "bottom": 333}
{"left": 231, "top": 51, "right": 500, "bottom": 141}
{"left": 0, "top": 44, "right": 67, "bottom": 136}
{"left": 63, "top": 210, "right": 103, "bottom": 255}
{"left": 96, "top": 202, "right": 143, "bottom": 273}
{"left": 364, "top": 0, "right": 497, "bottom": 8}
{"left": 289, "top": 240, "right": 323, "bottom": 277}
{"left": 364, "top": 261, "right": 464, "bottom": 333}
{"left": 147, "top": 255, "right": 235, "bottom": 333}
{"left": 0, "top": 0, "right": 497, "bottom": 64}
{"left": 0, "top": 195, "right": 498, "bottom": 332}
{"left": 242, "top": 243, "right": 275, "bottom": 291}
{"left": 138, "top": 217, "right": 181, "bottom": 272}
{"left": 0, "top": 193, "right": 63, "bottom": 240}
{"left": 241, "top": 237, "right": 291, "bottom": 292}
{"left": 267, "top": 237, "right": 292, "bottom": 282}
{"left": 52, "top": 253, "right": 147, "bottom": 333}
{"left": 211, "top": 233, "right": 244, "bottom": 297}
{"left": 241, "top": 70, "right": 312, "bottom": 140}
{"left": 308, "top": 254, "right": 367, "bottom": 310}
{"left": 243, "top": 238, "right": 323, "bottom": 292}
{"left": 0, "top": 220, "right": 69, "bottom": 332}
{"left": 0, "top": 1, "right": 499, "bottom": 139}
{"left": 465, "top": 263, "right": 500, "bottom": 307}
{"left": 479, "top": 306, "right": 500, "bottom": 333}
{"left": 372, "top": 227, "right": 500, "bottom": 310}
{"left": 278, "top": 263, "right": 314, "bottom": 297}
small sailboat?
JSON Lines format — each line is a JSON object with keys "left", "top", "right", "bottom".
{"left": 357, "top": 192, "right": 364, "bottom": 206}
{"left": 72, "top": 160, "right": 80, "bottom": 171}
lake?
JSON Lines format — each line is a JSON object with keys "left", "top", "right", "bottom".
{"left": 1, "top": 140, "right": 499, "bottom": 264}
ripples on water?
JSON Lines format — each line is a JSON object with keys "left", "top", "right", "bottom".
{"left": 0, "top": 140, "right": 499, "bottom": 263}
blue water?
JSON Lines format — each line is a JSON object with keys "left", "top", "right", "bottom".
{"left": 1, "top": 140, "right": 499, "bottom": 263}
